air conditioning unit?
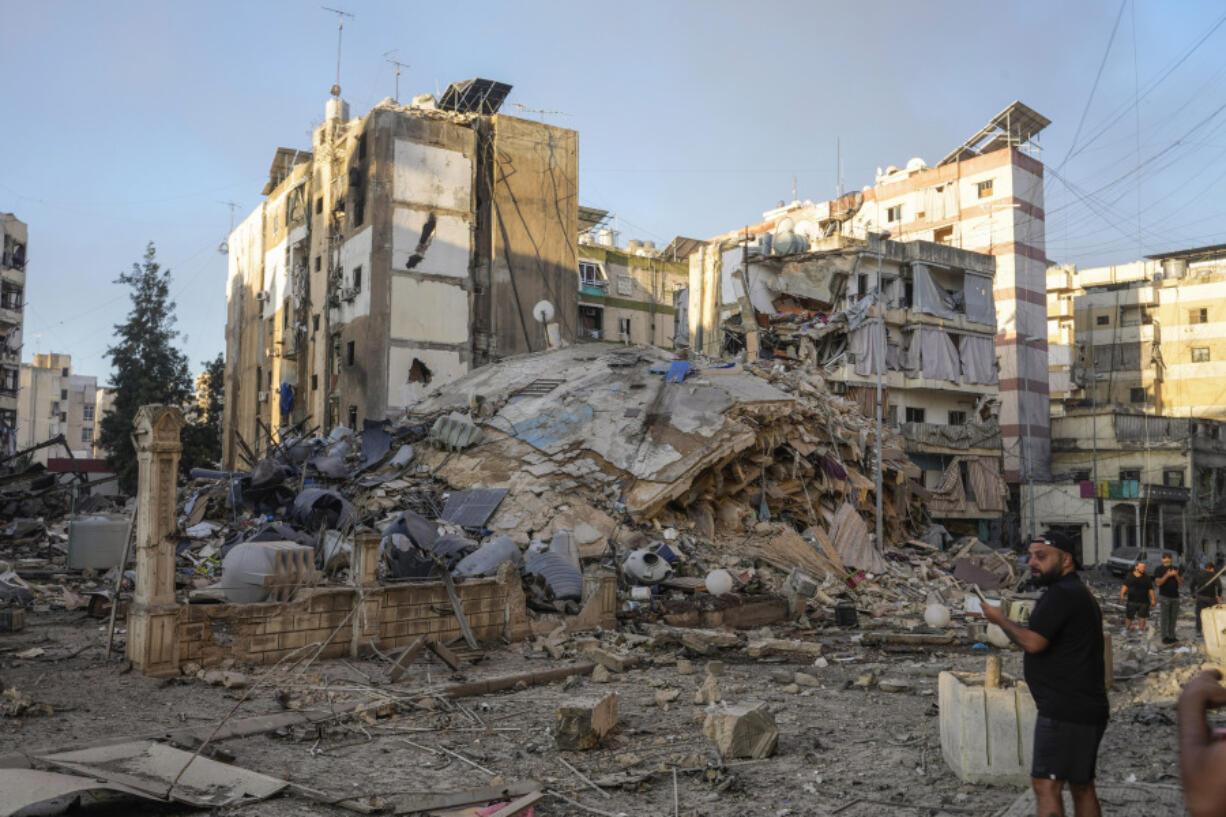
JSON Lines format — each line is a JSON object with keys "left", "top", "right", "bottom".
{"left": 257, "top": 390, "right": 268, "bottom": 402}
{"left": 255, "top": 291, "right": 270, "bottom": 302}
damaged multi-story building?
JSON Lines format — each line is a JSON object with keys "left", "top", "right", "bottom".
{"left": 223, "top": 80, "right": 578, "bottom": 468}
{"left": 575, "top": 217, "right": 689, "bottom": 346}
{"left": 0, "top": 213, "right": 26, "bottom": 456}
{"left": 698, "top": 102, "right": 1050, "bottom": 491}
{"left": 687, "top": 230, "right": 1008, "bottom": 543}
{"left": 16, "top": 353, "right": 100, "bottom": 464}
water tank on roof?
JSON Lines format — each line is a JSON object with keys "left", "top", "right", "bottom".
{"left": 597, "top": 228, "right": 616, "bottom": 247}
{"left": 1165, "top": 258, "right": 1187, "bottom": 279}
{"left": 906, "top": 157, "right": 928, "bottom": 173}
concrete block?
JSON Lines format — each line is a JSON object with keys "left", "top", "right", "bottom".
{"left": 555, "top": 692, "right": 618, "bottom": 750}
{"left": 745, "top": 637, "right": 822, "bottom": 660}
{"left": 702, "top": 703, "right": 778, "bottom": 759}
{"left": 694, "top": 675, "right": 722, "bottom": 704}
{"left": 585, "top": 646, "right": 632, "bottom": 673}
{"left": 938, "top": 669, "right": 1036, "bottom": 785}
{"left": 1203, "top": 605, "right": 1226, "bottom": 661}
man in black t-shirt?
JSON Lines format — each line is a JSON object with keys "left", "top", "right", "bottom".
{"left": 984, "top": 535, "right": 1107, "bottom": 817}
{"left": 1155, "top": 554, "right": 1185, "bottom": 644}
{"left": 1120, "top": 562, "right": 1155, "bottom": 633}
{"left": 1191, "top": 561, "right": 1222, "bottom": 636}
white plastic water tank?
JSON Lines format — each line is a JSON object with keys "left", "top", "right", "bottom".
{"left": 326, "top": 96, "right": 350, "bottom": 122}
{"left": 597, "top": 228, "right": 616, "bottom": 247}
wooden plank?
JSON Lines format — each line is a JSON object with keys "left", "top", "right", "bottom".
{"left": 481, "top": 791, "right": 544, "bottom": 817}
{"left": 436, "top": 664, "right": 596, "bottom": 700}
{"left": 388, "top": 636, "right": 428, "bottom": 683}
{"left": 386, "top": 781, "right": 541, "bottom": 815}
{"left": 428, "top": 640, "right": 462, "bottom": 671}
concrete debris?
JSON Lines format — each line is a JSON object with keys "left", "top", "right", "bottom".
{"left": 694, "top": 674, "right": 723, "bottom": 704}
{"left": 555, "top": 692, "right": 618, "bottom": 750}
{"left": 703, "top": 703, "right": 779, "bottom": 759}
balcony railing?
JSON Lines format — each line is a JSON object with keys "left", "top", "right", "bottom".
{"left": 900, "top": 420, "right": 1002, "bottom": 451}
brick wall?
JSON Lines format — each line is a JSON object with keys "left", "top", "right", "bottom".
{"left": 176, "top": 575, "right": 523, "bottom": 669}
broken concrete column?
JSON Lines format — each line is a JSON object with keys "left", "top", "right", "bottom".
{"left": 1203, "top": 605, "right": 1226, "bottom": 661}
{"left": 702, "top": 703, "right": 778, "bottom": 759}
{"left": 938, "top": 669, "right": 1037, "bottom": 785}
{"left": 555, "top": 692, "right": 618, "bottom": 750}
{"left": 126, "top": 405, "right": 185, "bottom": 677}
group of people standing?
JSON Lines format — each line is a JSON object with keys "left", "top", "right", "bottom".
{"left": 1120, "top": 555, "right": 1222, "bottom": 643}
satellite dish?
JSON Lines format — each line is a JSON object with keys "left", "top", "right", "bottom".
{"left": 532, "top": 300, "right": 555, "bottom": 323}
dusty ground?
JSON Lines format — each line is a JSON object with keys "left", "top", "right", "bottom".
{"left": 0, "top": 572, "right": 1218, "bottom": 817}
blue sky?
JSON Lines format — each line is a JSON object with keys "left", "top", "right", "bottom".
{"left": 2, "top": 0, "right": 1224, "bottom": 383}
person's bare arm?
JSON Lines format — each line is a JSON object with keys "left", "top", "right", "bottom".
{"left": 1179, "top": 670, "right": 1226, "bottom": 817}
{"left": 981, "top": 602, "right": 1049, "bottom": 654}
{"left": 1157, "top": 570, "right": 1173, "bottom": 586}
{"left": 1120, "top": 583, "right": 1128, "bottom": 603}
{"left": 1150, "top": 589, "right": 1157, "bottom": 606}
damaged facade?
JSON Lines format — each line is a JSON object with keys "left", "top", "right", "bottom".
{"left": 223, "top": 81, "right": 578, "bottom": 469}
{"left": 703, "top": 101, "right": 1050, "bottom": 486}
{"left": 576, "top": 229, "right": 688, "bottom": 346}
{"left": 698, "top": 232, "right": 1007, "bottom": 543}
{"left": 0, "top": 213, "right": 26, "bottom": 456}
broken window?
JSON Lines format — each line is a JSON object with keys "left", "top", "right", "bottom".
{"left": 1130, "top": 387, "right": 1146, "bottom": 403}
{"left": 1193, "top": 347, "right": 1211, "bottom": 362}
{"left": 330, "top": 335, "right": 341, "bottom": 376}
{"left": 933, "top": 226, "right": 954, "bottom": 246}
{"left": 61, "top": 367, "right": 68, "bottom": 377}
{"left": 618, "top": 317, "right": 631, "bottom": 337}
{"left": 347, "top": 340, "right": 355, "bottom": 366}
{"left": 348, "top": 405, "right": 358, "bottom": 429}
{"left": 352, "top": 266, "right": 362, "bottom": 293}
{"left": 315, "top": 255, "right": 322, "bottom": 272}
{"left": 311, "top": 373, "right": 318, "bottom": 390}
{"left": 857, "top": 273, "right": 868, "bottom": 296}
{"left": 313, "top": 314, "right": 320, "bottom": 331}
{"left": 1190, "top": 307, "right": 1209, "bottom": 324}
{"left": 1164, "top": 469, "right": 1185, "bottom": 487}
{"left": 905, "top": 407, "right": 926, "bottom": 423}
{"left": 358, "top": 132, "right": 367, "bottom": 161}
{"left": 316, "top": 197, "right": 323, "bottom": 215}
{"left": 1119, "top": 468, "right": 1141, "bottom": 482}
{"left": 409, "top": 358, "right": 432, "bottom": 384}
{"left": 60, "top": 388, "right": 67, "bottom": 400}
{"left": 1096, "top": 315, "right": 1109, "bottom": 326}
{"left": 977, "top": 179, "right": 994, "bottom": 199}
{"left": 886, "top": 205, "right": 902, "bottom": 223}
{"left": 948, "top": 410, "right": 967, "bottom": 426}
{"left": 82, "top": 427, "right": 93, "bottom": 444}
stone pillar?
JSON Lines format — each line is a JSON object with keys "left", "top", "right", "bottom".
{"left": 350, "top": 532, "right": 381, "bottom": 657}
{"left": 126, "top": 405, "right": 185, "bottom": 676}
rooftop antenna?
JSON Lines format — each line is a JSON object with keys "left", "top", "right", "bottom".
{"left": 217, "top": 201, "right": 240, "bottom": 255}
{"left": 321, "top": 6, "right": 354, "bottom": 96}
{"left": 792, "top": 175, "right": 798, "bottom": 203}
{"left": 510, "top": 102, "right": 567, "bottom": 122}
{"left": 383, "top": 49, "right": 409, "bottom": 103}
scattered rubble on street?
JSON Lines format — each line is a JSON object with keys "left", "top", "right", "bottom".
{"left": 0, "top": 343, "right": 1217, "bottom": 816}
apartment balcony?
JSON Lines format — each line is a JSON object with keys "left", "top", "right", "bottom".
{"left": 826, "top": 364, "right": 994, "bottom": 396}
{"left": 579, "top": 279, "right": 608, "bottom": 299}
{"left": 0, "top": 306, "right": 21, "bottom": 327}
{"left": 901, "top": 420, "right": 1002, "bottom": 454}
{"left": 0, "top": 389, "right": 16, "bottom": 412}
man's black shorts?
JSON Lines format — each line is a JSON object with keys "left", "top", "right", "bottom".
{"left": 1125, "top": 601, "right": 1150, "bottom": 620}
{"left": 1032, "top": 715, "right": 1107, "bottom": 784}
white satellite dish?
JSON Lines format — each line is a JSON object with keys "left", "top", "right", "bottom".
{"left": 532, "top": 300, "right": 555, "bottom": 323}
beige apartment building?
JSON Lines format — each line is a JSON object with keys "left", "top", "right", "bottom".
{"left": 0, "top": 213, "right": 27, "bottom": 455}
{"left": 576, "top": 233, "right": 688, "bottom": 347}
{"left": 703, "top": 101, "right": 1051, "bottom": 485}
{"left": 1049, "top": 243, "right": 1226, "bottom": 419}
{"left": 223, "top": 80, "right": 578, "bottom": 469}
{"left": 16, "top": 353, "right": 98, "bottom": 464}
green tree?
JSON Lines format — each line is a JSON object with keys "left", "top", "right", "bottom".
{"left": 181, "top": 353, "right": 225, "bottom": 472}
{"left": 99, "top": 242, "right": 193, "bottom": 494}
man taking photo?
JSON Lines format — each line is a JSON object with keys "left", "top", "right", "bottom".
{"left": 983, "top": 535, "right": 1107, "bottom": 817}
{"left": 1154, "top": 553, "right": 1185, "bottom": 644}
